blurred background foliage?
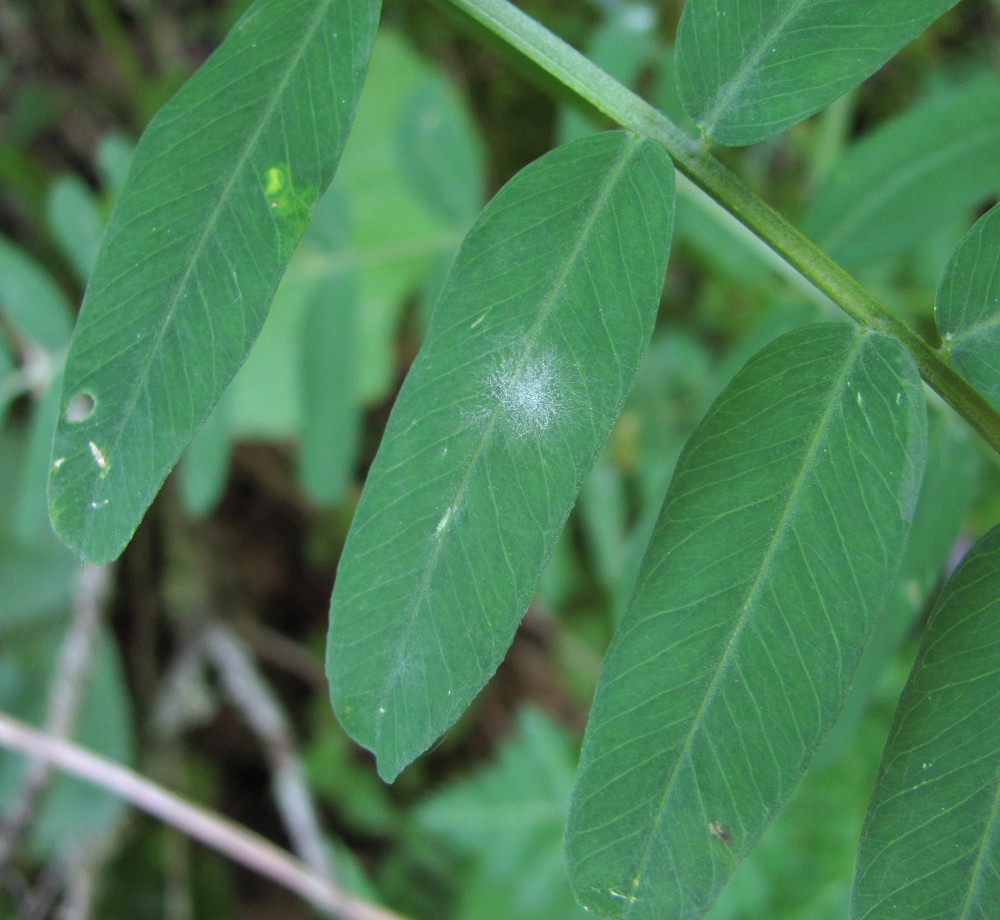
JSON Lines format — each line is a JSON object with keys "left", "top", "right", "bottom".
{"left": 1, "top": 0, "right": 1000, "bottom": 917}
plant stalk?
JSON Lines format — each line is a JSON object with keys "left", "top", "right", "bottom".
{"left": 443, "top": 0, "right": 1000, "bottom": 455}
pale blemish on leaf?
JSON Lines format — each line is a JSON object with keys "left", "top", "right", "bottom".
{"left": 262, "top": 164, "right": 312, "bottom": 238}
{"left": 477, "top": 344, "right": 578, "bottom": 441}
{"left": 435, "top": 506, "right": 453, "bottom": 535}
{"left": 88, "top": 441, "right": 108, "bottom": 473}
{"left": 65, "top": 391, "right": 96, "bottom": 423}
{"left": 708, "top": 820, "right": 732, "bottom": 846}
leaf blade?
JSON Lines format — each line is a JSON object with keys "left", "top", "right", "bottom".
{"left": 675, "top": 0, "right": 959, "bottom": 146}
{"left": 0, "top": 237, "right": 74, "bottom": 351}
{"left": 566, "top": 323, "right": 927, "bottom": 920}
{"left": 852, "top": 525, "right": 1000, "bottom": 920}
{"left": 326, "top": 131, "right": 675, "bottom": 781}
{"left": 48, "top": 0, "right": 381, "bottom": 563}
{"left": 937, "top": 202, "right": 1000, "bottom": 407}
{"left": 803, "top": 76, "right": 1000, "bottom": 273}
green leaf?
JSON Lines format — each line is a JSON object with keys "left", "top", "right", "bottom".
{"left": 46, "top": 175, "right": 103, "bottom": 285}
{"left": 703, "top": 690, "right": 895, "bottom": 920}
{"left": 299, "top": 265, "right": 359, "bottom": 504}
{"left": 14, "top": 382, "right": 62, "bottom": 544}
{"left": 0, "top": 236, "right": 74, "bottom": 351}
{"left": 177, "top": 388, "right": 233, "bottom": 515}
{"left": 816, "top": 403, "right": 979, "bottom": 767}
{"left": 566, "top": 323, "right": 927, "bottom": 920}
{"left": 937, "top": 202, "right": 1000, "bottom": 407}
{"left": 47, "top": 0, "right": 382, "bottom": 564}
{"left": 416, "top": 707, "right": 588, "bottom": 920}
{"left": 396, "top": 72, "right": 485, "bottom": 227}
{"left": 803, "top": 76, "right": 1000, "bottom": 273}
{"left": 333, "top": 31, "right": 464, "bottom": 405}
{"left": 852, "top": 524, "right": 1000, "bottom": 920}
{"left": 327, "top": 131, "right": 675, "bottom": 781}
{"left": 675, "top": 0, "right": 959, "bottom": 146}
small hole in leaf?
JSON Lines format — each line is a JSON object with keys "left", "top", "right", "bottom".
{"left": 66, "top": 392, "right": 96, "bottom": 423}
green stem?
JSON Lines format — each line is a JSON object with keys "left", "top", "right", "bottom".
{"left": 444, "top": 0, "right": 1000, "bottom": 456}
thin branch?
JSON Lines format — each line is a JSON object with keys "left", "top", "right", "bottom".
{"left": 232, "top": 617, "right": 327, "bottom": 688}
{"left": 57, "top": 842, "right": 109, "bottom": 920}
{"left": 15, "top": 859, "right": 62, "bottom": 920}
{"left": 200, "top": 622, "right": 332, "bottom": 880}
{"left": 0, "top": 713, "right": 409, "bottom": 920}
{"left": 0, "top": 564, "right": 110, "bottom": 867}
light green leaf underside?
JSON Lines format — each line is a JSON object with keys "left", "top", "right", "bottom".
{"left": 326, "top": 131, "right": 675, "bottom": 782}
{"left": 397, "top": 71, "right": 484, "bottom": 227}
{"left": 223, "top": 31, "right": 450, "bottom": 439}
{"left": 299, "top": 253, "right": 359, "bottom": 504}
{"left": 937, "top": 202, "right": 1000, "bottom": 407}
{"left": 0, "top": 236, "right": 74, "bottom": 351}
{"left": 47, "top": 0, "right": 381, "bottom": 564}
{"left": 46, "top": 175, "right": 103, "bottom": 285}
{"left": 674, "top": 0, "right": 958, "bottom": 146}
{"left": 852, "top": 524, "right": 1000, "bottom": 920}
{"left": 803, "top": 75, "right": 1000, "bottom": 273}
{"left": 566, "top": 323, "right": 927, "bottom": 920}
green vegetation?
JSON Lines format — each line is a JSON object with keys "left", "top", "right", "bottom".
{"left": 2, "top": 1, "right": 999, "bottom": 918}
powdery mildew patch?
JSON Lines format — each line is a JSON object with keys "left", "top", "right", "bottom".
{"left": 479, "top": 345, "right": 577, "bottom": 442}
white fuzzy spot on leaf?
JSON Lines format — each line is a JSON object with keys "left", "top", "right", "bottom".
{"left": 483, "top": 346, "right": 573, "bottom": 440}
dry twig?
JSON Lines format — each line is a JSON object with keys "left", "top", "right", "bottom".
{"left": 0, "top": 713, "right": 408, "bottom": 920}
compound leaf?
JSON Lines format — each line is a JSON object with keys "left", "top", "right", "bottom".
{"left": 937, "top": 202, "right": 1000, "bottom": 407}
{"left": 327, "top": 131, "right": 675, "bottom": 782}
{"left": 676, "top": 0, "right": 959, "bottom": 146}
{"left": 566, "top": 323, "right": 927, "bottom": 920}
{"left": 852, "top": 525, "right": 1000, "bottom": 920}
{"left": 48, "top": 0, "right": 381, "bottom": 563}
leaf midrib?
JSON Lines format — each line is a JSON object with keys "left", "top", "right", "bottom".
{"left": 374, "top": 134, "right": 647, "bottom": 766}
{"left": 698, "top": 0, "right": 807, "bottom": 134}
{"left": 623, "top": 328, "right": 867, "bottom": 917}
